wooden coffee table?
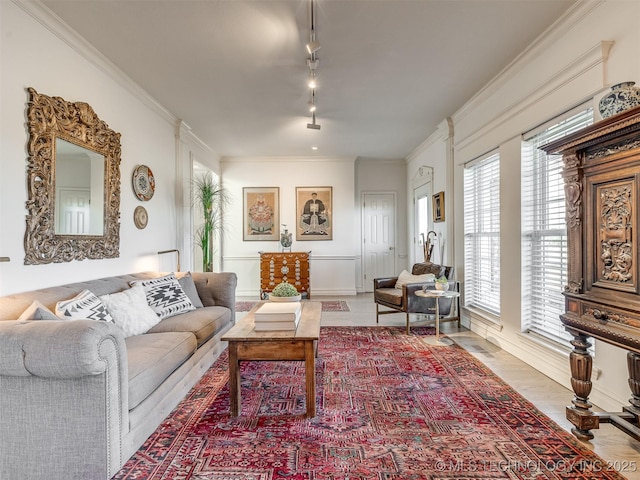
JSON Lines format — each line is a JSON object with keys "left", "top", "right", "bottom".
{"left": 221, "top": 301, "right": 322, "bottom": 417}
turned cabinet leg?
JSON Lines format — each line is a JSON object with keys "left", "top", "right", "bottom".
{"left": 627, "top": 352, "right": 640, "bottom": 414}
{"left": 566, "top": 332, "right": 597, "bottom": 440}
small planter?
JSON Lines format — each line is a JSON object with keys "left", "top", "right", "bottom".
{"left": 269, "top": 294, "right": 302, "bottom": 302}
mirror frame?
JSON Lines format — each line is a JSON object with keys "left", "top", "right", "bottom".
{"left": 25, "top": 88, "right": 121, "bottom": 264}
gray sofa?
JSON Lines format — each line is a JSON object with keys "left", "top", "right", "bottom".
{"left": 0, "top": 271, "right": 237, "bottom": 480}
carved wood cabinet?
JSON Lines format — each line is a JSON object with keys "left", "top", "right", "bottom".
{"left": 543, "top": 105, "right": 640, "bottom": 442}
{"left": 259, "top": 251, "right": 311, "bottom": 299}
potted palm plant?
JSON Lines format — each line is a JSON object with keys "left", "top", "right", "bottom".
{"left": 193, "top": 172, "right": 228, "bottom": 272}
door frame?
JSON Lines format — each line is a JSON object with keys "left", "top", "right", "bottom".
{"left": 361, "top": 190, "right": 397, "bottom": 292}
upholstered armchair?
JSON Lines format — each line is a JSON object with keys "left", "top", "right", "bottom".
{"left": 373, "top": 262, "right": 459, "bottom": 334}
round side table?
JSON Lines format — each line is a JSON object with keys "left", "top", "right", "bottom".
{"left": 415, "top": 290, "right": 460, "bottom": 345}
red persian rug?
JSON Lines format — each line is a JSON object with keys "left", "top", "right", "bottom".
{"left": 114, "top": 327, "right": 624, "bottom": 480}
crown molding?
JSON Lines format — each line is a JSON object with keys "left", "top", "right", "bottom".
{"left": 221, "top": 156, "right": 357, "bottom": 164}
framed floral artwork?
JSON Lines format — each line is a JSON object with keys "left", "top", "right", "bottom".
{"left": 243, "top": 187, "right": 279, "bottom": 241}
{"left": 296, "top": 186, "right": 332, "bottom": 240}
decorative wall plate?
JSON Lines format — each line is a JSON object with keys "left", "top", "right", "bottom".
{"left": 134, "top": 206, "right": 148, "bottom": 229}
{"left": 132, "top": 165, "right": 155, "bottom": 201}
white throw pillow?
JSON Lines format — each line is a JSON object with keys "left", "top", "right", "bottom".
{"left": 100, "top": 284, "right": 161, "bottom": 337}
{"left": 55, "top": 289, "right": 114, "bottom": 322}
{"left": 395, "top": 270, "right": 436, "bottom": 289}
{"left": 130, "top": 273, "right": 195, "bottom": 320}
{"left": 18, "top": 300, "right": 60, "bottom": 320}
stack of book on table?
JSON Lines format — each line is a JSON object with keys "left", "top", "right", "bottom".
{"left": 254, "top": 302, "right": 302, "bottom": 331}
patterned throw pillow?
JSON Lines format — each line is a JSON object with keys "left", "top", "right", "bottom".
{"left": 55, "top": 289, "right": 114, "bottom": 322}
{"left": 130, "top": 273, "right": 195, "bottom": 320}
{"left": 100, "top": 284, "right": 161, "bottom": 337}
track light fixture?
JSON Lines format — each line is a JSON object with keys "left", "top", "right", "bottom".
{"left": 305, "top": 0, "right": 321, "bottom": 130}
{"left": 306, "top": 39, "right": 321, "bottom": 55}
{"left": 307, "top": 112, "right": 321, "bottom": 130}
{"left": 308, "top": 74, "right": 317, "bottom": 89}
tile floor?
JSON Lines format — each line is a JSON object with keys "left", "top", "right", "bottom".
{"left": 237, "top": 292, "right": 640, "bottom": 479}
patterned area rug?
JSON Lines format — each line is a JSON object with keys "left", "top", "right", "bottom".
{"left": 236, "top": 300, "right": 350, "bottom": 312}
{"left": 114, "top": 327, "right": 624, "bottom": 480}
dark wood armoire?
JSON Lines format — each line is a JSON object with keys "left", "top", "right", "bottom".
{"left": 259, "top": 251, "right": 311, "bottom": 299}
{"left": 543, "top": 104, "right": 640, "bottom": 442}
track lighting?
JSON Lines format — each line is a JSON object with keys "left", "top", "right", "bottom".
{"left": 304, "top": 0, "right": 321, "bottom": 130}
{"left": 306, "top": 39, "right": 321, "bottom": 55}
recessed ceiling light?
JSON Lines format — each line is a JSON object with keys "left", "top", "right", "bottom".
{"left": 311, "top": 146, "right": 318, "bottom": 150}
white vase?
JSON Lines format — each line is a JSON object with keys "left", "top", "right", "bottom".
{"left": 269, "top": 294, "right": 302, "bottom": 302}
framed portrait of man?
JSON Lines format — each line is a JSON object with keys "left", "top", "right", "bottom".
{"left": 243, "top": 187, "right": 279, "bottom": 241}
{"left": 296, "top": 186, "right": 332, "bottom": 240}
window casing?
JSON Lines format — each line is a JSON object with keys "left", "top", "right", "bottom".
{"left": 521, "top": 106, "right": 593, "bottom": 344}
{"left": 464, "top": 152, "right": 500, "bottom": 315}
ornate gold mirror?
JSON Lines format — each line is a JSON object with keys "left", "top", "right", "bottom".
{"left": 25, "top": 88, "right": 121, "bottom": 264}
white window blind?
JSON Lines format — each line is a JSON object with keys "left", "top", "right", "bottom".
{"left": 521, "top": 106, "right": 593, "bottom": 344}
{"left": 464, "top": 152, "right": 500, "bottom": 315}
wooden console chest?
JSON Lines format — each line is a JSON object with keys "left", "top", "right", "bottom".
{"left": 259, "top": 251, "right": 310, "bottom": 299}
{"left": 543, "top": 104, "right": 640, "bottom": 442}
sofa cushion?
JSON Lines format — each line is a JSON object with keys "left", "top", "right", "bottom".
{"left": 99, "top": 284, "right": 161, "bottom": 338}
{"left": 55, "top": 289, "right": 114, "bottom": 323}
{"left": 147, "top": 306, "right": 231, "bottom": 347}
{"left": 130, "top": 273, "right": 195, "bottom": 320}
{"left": 125, "top": 332, "right": 197, "bottom": 409}
{"left": 375, "top": 288, "right": 403, "bottom": 306}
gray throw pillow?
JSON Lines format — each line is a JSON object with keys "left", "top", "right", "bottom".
{"left": 18, "top": 300, "right": 60, "bottom": 320}
{"left": 178, "top": 272, "right": 204, "bottom": 308}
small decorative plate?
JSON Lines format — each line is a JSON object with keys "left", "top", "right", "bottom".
{"left": 132, "top": 165, "right": 155, "bottom": 201}
{"left": 134, "top": 206, "right": 148, "bottom": 229}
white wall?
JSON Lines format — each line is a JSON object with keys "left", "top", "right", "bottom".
{"left": 355, "top": 158, "right": 407, "bottom": 291}
{"left": 406, "top": 119, "right": 454, "bottom": 267}
{"left": 221, "top": 157, "right": 357, "bottom": 297}
{"left": 0, "top": 1, "right": 180, "bottom": 294}
{"left": 431, "top": 0, "right": 640, "bottom": 412}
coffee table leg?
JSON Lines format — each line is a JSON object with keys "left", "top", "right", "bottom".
{"left": 305, "top": 340, "right": 316, "bottom": 417}
{"left": 228, "top": 342, "right": 240, "bottom": 416}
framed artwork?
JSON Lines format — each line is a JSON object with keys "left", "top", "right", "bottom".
{"left": 296, "top": 186, "right": 332, "bottom": 240}
{"left": 433, "top": 191, "right": 445, "bottom": 223}
{"left": 243, "top": 187, "right": 279, "bottom": 241}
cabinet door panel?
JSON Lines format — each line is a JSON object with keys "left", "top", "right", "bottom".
{"left": 586, "top": 170, "right": 637, "bottom": 294}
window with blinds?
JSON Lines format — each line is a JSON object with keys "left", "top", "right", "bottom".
{"left": 521, "top": 106, "right": 593, "bottom": 344}
{"left": 464, "top": 151, "right": 500, "bottom": 315}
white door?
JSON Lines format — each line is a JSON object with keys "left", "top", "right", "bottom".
{"left": 57, "top": 188, "right": 91, "bottom": 234}
{"left": 363, "top": 193, "right": 396, "bottom": 292}
{"left": 413, "top": 183, "right": 433, "bottom": 263}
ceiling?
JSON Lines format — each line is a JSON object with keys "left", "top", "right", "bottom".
{"left": 42, "top": 0, "right": 577, "bottom": 161}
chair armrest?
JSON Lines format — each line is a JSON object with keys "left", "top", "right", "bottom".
{"left": 374, "top": 277, "right": 398, "bottom": 289}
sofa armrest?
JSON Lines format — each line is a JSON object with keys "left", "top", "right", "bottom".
{"left": 374, "top": 277, "right": 398, "bottom": 289}
{"left": 0, "top": 319, "right": 129, "bottom": 479}
{"left": 192, "top": 272, "right": 238, "bottom": 320}
{"left": 0, "top": 319, "right": 126, "bottom": 378}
